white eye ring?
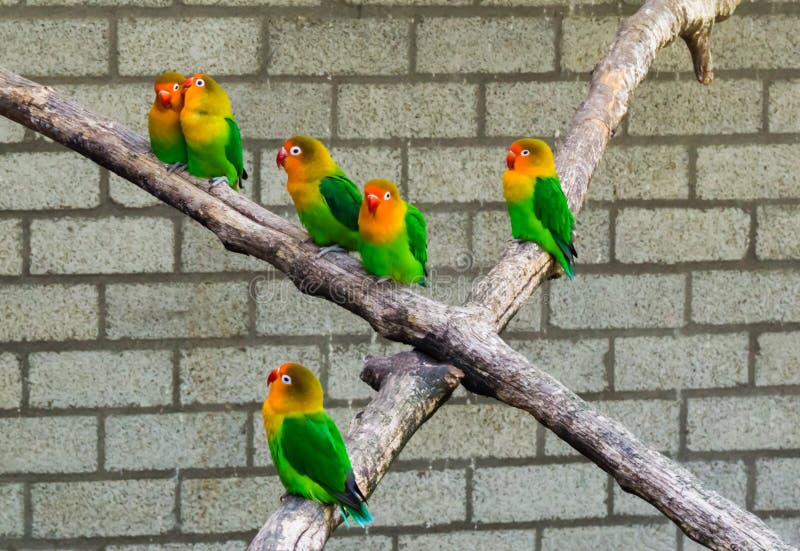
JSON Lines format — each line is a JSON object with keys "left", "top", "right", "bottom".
{"left": 281, "top": 374, "right": 292, "bottom": 385}
{"left": 290, "top": 146, "right": 302, "bottom": 156}
{"left": 383, "top": 191, "right": 391, "bottom": 200}
{"left": 520, "top": 149, "right": 530, "bottom": 156}
{"left": 195, "top": 78, "right": 205, "bottom": 87}
{"left": 173, "top": 83, "right": 180, "bottom": 91}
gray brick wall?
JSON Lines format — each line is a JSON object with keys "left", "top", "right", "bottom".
{"left": 1, "top": 1, "right": 799, "bottom": 550}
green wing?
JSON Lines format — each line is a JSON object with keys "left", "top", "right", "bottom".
{"left": 319, "top": 173, "right": 362, "bottom": 232}
{"left": 280, "top": 413, "right": 361, "bottom": 510}
{"left": 533, "top": 176, "right": 576, "bottom": 259}
{"left": 405, "top": 204, "right": 428, "bottom": 275}
{"left": 225, "top": 117, "right": 248, "bottom": 183}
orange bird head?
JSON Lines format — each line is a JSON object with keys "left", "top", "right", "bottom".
{"left": 361, "top": 178, "right": 403, "bottom": 218}
{"left": 152, "top": 71, "right": 186, "bottom": 112}
{"left": 276, "top": 136, "right": 335, "bottom": 182}
{"left": 505, "top": 138, "right": 556, "bottom": 177}
{"left": 182, "top": 73, "right": 230, "bottom": 115}
{"left": 265, "top": 362, "right": 324, "bottom": 415}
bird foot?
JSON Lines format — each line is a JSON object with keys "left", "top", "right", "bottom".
{"left": 315, "top": 245, "right": 347, "bottom": 258}
{"left": 165, "top": 162, "right": 186, "bottom": 174}
{"left": 209, "top": 176, "right": 229, "bottom": 188}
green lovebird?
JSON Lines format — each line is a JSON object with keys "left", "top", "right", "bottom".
{"left": 358, "top": 179, "right": 428, "bottom": 286}
{"left": 180, "top": 73, "right": 247, "bottom": 191}
{"left": 276, "top": 136, "right": 361, "bottom": 256}
{"left": 262, "top": 362, "right": 373, "bottom": 526}
{"left": 147, "top": 71, "right": 188, "bottom": 172}
{"left": 503, "top": 138, "right": 577, "bottom": 279}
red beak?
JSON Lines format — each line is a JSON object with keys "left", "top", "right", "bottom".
{"left": 276, "top": 147, "right": 288, "bottom": 169}
{"left": 506, "top": 150, "right": 516, "bottom": 169}
{"left": 183, "top": 77, "right": 193, "bottom": 88}
{"left": 158, "top": 90, "right": 171, "bottom": 108}
{"left": 366, "top": 194, "right": 380, "bottom": 214}
{"left": 267, "top": 369, "right": 278, "bottom": 386}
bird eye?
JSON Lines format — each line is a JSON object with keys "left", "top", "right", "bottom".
{"left": 281, "top": 374, "right": 292, "bottom": 385}
{"left": 173, "top": 83, "right": 180, "bottom": 91}
{"left": 520, "top": 149, "right": 530, "bottom": 156}
{"left": 383, "top": 191, "right": 391, "bottom": 200}
{"left": 195, "top": 78, "right": 205, "bottom": 87}
{"left": 290, "top": 146, "right": 302, "bottom": 156}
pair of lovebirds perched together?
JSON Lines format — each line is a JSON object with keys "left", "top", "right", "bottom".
{"left": 147, "top": 71, "right": 578, "bottom": 526}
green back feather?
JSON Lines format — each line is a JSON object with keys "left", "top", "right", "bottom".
{"left": 319, "top": 173, "right": 362, "bottom": 232}
{"left": 404, "top": 204, "right": 428, "bottom": 278}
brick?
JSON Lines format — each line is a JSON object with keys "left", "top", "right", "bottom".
{"left": 0, "top": 152, "right": 100, "bottom": 210}
{"left": 697, "top": 145, "right": 800, "bottom": 199}
{"left": 628, "top": 80, "right": 761, "bottom": 135}
{"left": 591, "top": 145, "right": 689, "bottom": 201}
{"left": 757, "top": 206, "right": 800, "bottom": 260}
{"left": 331, "top": 146, "right": 403, "bottom": 191}
{"left": 766, "top": 518, "right": 800, "bottom": 549}
{"left": 31, "top": 479, "right": 173, "bottom": 537}
{"left": 400, "top": 530, "right": 536, "bottom": 551}
{"left": 0, "top": 484, "right": 23, "bottom": 537}
{"left": 0, "top": 417, "right": 96, "bottom": 473}
{"left": 255, "top": 278, "right": 370, "bottom": 336}
{"left": 270, "top": 18, "right": 407, "bottom": 75}
{"left": 417, "top": 17, "right": 555, "bottom": 74}
{"left": 472, "top": 210, "right": 511, "bottom": 267}
{"left": 512, "top": 338, "right": 609, "bottom": 393}
{"left": 29, "top": 350, "right": 172, "bottom": 409}
{"left": 756, "top": 458, "right": 800, "bottom": 510}
{"left": 0, "top": 117, "right": 25, "bottom": 143}
{"left": 615, "top": 460, "right": 747, "bottom": 516}
{"left": 347, "top": 0, "right": 470, "bottom": 4}
{"left": 106, "top": 282, "right": 249, "bottom": 339}
{"left": 769, "top": 80, "right": 800, "bottom": 133}
{"left": 425, "top": 211, "right": 470, "bottom": 271}
{"left": 0, "top": 219, "right": 22, "bottom": 275}
{"left": 408, "top": 146, "right": 503, "bottom": 204}
{"left": 561, "top": 17, "right": 619, "bottom": 73}
{"left": 757, "top": 332, "right": 800, "bottom": 386}
{"left": 577, "top": 206, "right": 610, "bottom": 264}
{"left": 546, "top": 399, "right": 679, "bottom": 456}
{"left": 486, "top": 82, "right": 586, "bottom": 137}
{"left": 692, "top": 270, "right": 800, "bottom": 325}
{"left": 60, "top": 83, "right": 150, "bottom": 135}
{"left": 616, "top": 208, "right": 750, "bottom": 264}
{"left": 483, "top": 0, "right": 613, "bottom": 4}
{"left": 327, "top": 340, "right": 408, "bottom": 401}
{"left": 118, "top": 18, "right": 260, "bottom": 76}
{"left": 327, "top": 536, "right": 392, "bottom": 551}
{"left": 105, "top": 412, "right": 247, "bottom": 470}
{"left": 29, "top": 0, "right": 169, "bottom": 4}
{"left": 0, "top": 20, "right": 108, "bottom": 76}
{"left": 181, "top": 477, "right": 283, "bottom": 533}
{"left": 109, "top": 544, "right": 245, "bottom": 551}
{"left": 181, "top": 218, "right": 265, "bottom": 272}
{"left": 400, "top": 404, "right": 538, "bottom": 460}
{"left": 550, "top": 274, "right": 684, "bottom": 329}
{"left": 473, "top": 463, "right": 606, "bottom": 522}
{"left": 505, "top": 292, "right": 542, "bottom": 333}
{"left": 109, "top": 173, "right": 163, "bottom": 208}
{"left": 370, "top": 469, "right": 466, "bottom": 526}
{"left": 713, "top": 16, "right": 800, "bottom": 70}
{"left": 31, "top": 217, "right": 174, "bottom": 274}
{"left": 227, "top": 82, "right": 331, "bottom": 140}
{"left": 615, "top": 333, "right": 748, "bottom": 391}
{"left": 0, "top": 354, "right": 21, "bottom": 409}
{"left": 186, "top": 0, "right": 317, "bottom": 4}
{"left": 0, "top": 284, "right": 98, "bottom": 342}
{"left": 181, "top": 344, "right": 321, "bottom": 405}
{"left": 688, "top": 396, "right": 800, "bottom": 451}
{"left": 542, "top": 524, "right": 675, "bottom": 551}
{"left": 338, "top": 84, "right": 477, "bottom": 139}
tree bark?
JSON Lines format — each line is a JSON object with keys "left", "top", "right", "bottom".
{"left": 0, "top": 1, "right": 790, "bottom": 548}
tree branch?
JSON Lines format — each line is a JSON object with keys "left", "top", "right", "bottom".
{"left": 1, "top": 1, "right": 791, "bottom": 547}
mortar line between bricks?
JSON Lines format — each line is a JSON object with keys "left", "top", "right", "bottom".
{"left": 107, "top": 15, "right": 118, "bottom": 79}
{"left": 23, "top": 480, "right": 31, "bottom": 539}
{"left": 675, "top": 525, "right": 684, "bottom": 551}
{"left": 745, "top": 457, "right": 757, "bottom": 512}
{"left": 20, "top": 217, "right": 31, "bottom": 276}
{"left": 330, "top": 79, "right": 340, "bottom": 142}
{"left": 747, "top": 204, "right": 758, "bottom": 261}
{"left": 174, "top": 469, "right": 182, "bottom": 533}
{"left": 408, "top": 16, "right": 417, "bottom": 75}
{"left": 763, "top": 78, "right": 771, "bottom": 134}
{"left": 97, "top": 283, "right": 107, "bottom": 339}
{"left": 605, "top": 473, "right": 614, "bottom": 516}
{"left": 534, "top": 525, "right": 543, "bottom": 551}
{"left": 748, "top": 331, "right": 758, "bottom": 386}
{"left": 245, "top": 409, "right": 254, "bottom": 469}
{"left": 686, "top": 145, "right": 697, "bottom": 201}
{"left": 171, "top": 346, "right": 181, "bottom": 407}
{"left": 605, "top": 336, "right": 615, "bottom": 393}
{"left": 173, "top": 215, "right": 183, "bottom": 274}
{"left": 465, "top": 462, "right": 474, "bottom": 524}
{"left": 96, "top": 412, "right": 105, "bottom": 473}
{"left": 677, "top": 390, "right": 688, "bottom": 461}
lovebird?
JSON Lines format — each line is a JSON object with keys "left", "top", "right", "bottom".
{"left": 180, "top": 73, "right": 247, "bottom": 191}
{"left": 262, "top": 362, "right": 373, "bottom": 526}
{"left": 503, "top": 138, "right": 577, "bottom": 279}
{"left": 276, "top": 136, "right": 361, "bottom": 256}
{"left": 147, "top": 71, "right": 188, "bottom": 173}
{"left": 358, "top": 179, "right": 427, "bottom": 286}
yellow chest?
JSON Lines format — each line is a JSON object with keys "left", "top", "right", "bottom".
{"left": 148, "top": 106, "right": 181, "bottom": 137}
{"left": 180, "top": 110, "right": 228, "bottom": 145}
{"left": 503, "top": 171, "right": 534, "bottom": 203}
{"left": 359, "top": 204, "right": 406, "bottom": 244}
{"left": 287, "top": 178, "right": 322, "bottom": 211}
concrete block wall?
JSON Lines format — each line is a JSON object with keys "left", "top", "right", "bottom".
{"left": 1, "top": 1, "right": 799, "bottom": 549}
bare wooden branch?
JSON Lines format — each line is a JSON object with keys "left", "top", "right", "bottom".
{"left": 1, "top": 0, "right": 792, "bottom": 546}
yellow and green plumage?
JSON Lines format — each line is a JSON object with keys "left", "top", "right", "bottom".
{"left": 180, "top": 73, "right": 247, "bottom": 191}
{"left": 358, "top": 179, "right": 428, "bottom": 286}
{"left": 503, "top": 138, "right": 577, "bottom": 279}
{"left": 262, "top": 362, "right": 372, "bottom": 526}
{"left": 148, "top": 71, "right": 187, "bottom": 166}
{"left": 277, "top": 136, "right": 361, "bottom": 252}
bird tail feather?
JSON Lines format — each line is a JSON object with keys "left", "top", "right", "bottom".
{"left": 552, "top": 234, "right": 576, "bottom": 280}
{"left": 342, "top": 502, "right": 373, "bottom": 527}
